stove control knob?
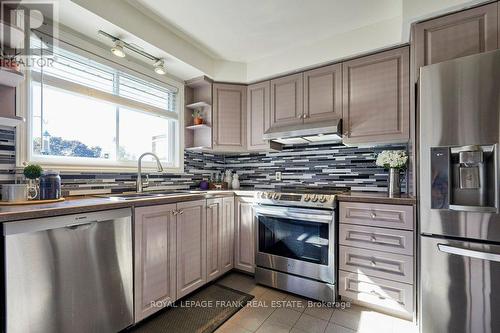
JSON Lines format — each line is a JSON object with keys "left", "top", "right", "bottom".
{"left": 273, "top": 193, "right": 280, "bottom": 200}
{"left": 311, "top": 194, "right": 319, "bottom": 202}
{"left": 303, "top": 194, "right": 311, "bottom": 202}
{"left": 319, "top": 195, "right": 328, "bottom": 203}
{"left": 260, "top": 192, "right": 266, "bottom": 199}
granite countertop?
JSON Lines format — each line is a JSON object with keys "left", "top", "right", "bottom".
{"left": 0, "top": 189, "right": 415, "bottom": 223}
{"left": 0, "top": 190, "right": 242, "bottom": 223}
{"left": 337, "top": 191, "right": 416, "bottom": 205}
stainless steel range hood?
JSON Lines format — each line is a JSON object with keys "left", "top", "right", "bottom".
{"left": 262, "top": 119, "right": 342, "bottom": 145}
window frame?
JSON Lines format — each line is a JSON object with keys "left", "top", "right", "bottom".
{"left": 16, "top": 30, "right": 185, "bottom": 173}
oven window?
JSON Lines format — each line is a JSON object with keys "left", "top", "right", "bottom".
{"left": 258, "top": 215, "right": 329, "bottom": 265}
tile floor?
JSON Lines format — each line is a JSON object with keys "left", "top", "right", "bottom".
{"left": 215, "top": 272, "right": 418, "bottom": 333}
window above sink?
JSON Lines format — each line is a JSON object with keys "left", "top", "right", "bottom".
{"left": 16, "top": 34, "right": 184, "bottom": 173}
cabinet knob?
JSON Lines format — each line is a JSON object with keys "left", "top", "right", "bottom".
{"left": 370, "top": 212, "right": 376, "bottom": 219}
{"left": 371, "top": 235, "right": 377, "bottom": 242}
{"left": 370, "top": 259, "right": 377, "bottom": 266}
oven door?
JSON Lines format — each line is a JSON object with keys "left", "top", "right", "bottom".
{"left": 254, "top": 204, "right": 335, "bottom": 284}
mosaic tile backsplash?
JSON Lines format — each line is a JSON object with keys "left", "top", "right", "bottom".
{"left": 0, "top": 126, "right": 407, "bottom": 196}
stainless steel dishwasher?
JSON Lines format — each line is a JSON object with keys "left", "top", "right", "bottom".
{"left": 3, "top": 208, "right": 133, "bottom": 333}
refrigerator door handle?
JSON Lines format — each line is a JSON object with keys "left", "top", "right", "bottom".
{"left": 438, "top": 244, "right": 500, "bottom": 262}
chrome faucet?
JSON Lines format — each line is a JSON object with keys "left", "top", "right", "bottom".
{"left": 137, "top": 152, "right": 164, "bottom": 193}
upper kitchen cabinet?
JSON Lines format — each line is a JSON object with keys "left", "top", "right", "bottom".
{"left": 342, "top": 46, "right": 409, "bottom": 145}
{"left": 212, "top": 83, "right": 247, "bottom": 152}
{"left": 270, "top": 73, "right": 304, "bottom": 128}
{"left": 247, "top": 81, "right": 281, "bottom": 151}
{"left": 247, "top": 81, "right": 270, "bottom": 150}
{"left": 303, "top": 64, "right": 342, "bottom": 123}
{"left": 414, "top": 2, "right": 498, "bottom": 73}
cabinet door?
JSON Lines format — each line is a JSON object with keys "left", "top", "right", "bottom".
{"left": 176, "top": 200, "right": 207, "bottom": 298}
{"left": 206, "top": 198, "right": 222, "bottom": 282}
{"left": 134, "top": 204, "right": 177, "bottom": 322}
{"left": 247, "top": 81, "right": 271, "bottom": 150}
{"left": 270, "top": 73, "right": 304, "bottom": 128}
{"left": 342, "top": 47, "right": 409, "bottom": 145}
{"left": 234, "top": 196, "right": 255, "bottom": 273}
{"left": 213, "top": 83, "right": 247, "bottom": 151}
{"left": 303, "top": 64, "right": 342, "bottom": 123}
{"left": 414, "top": 2, "right": 498, "bottom": 72}
{"left": 221, "top": 197, "right": 235, "bottom": 274}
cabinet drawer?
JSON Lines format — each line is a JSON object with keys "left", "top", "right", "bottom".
{"left": 339, "top": 224, "right": 413, "bottom": 255}
{"left": 339, "top": 202, "right": 414, "bottom": 230}
{"left": 339, "top": 270, "right": 413, "bottom": 319}
{"left": 339, "top": 246, "right": 413, "bottom": 284}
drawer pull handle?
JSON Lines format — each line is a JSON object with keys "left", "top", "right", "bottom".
{"left": 370, "top": 290, "right": 384, "bottom": 299}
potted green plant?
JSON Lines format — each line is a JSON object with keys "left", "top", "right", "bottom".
{"left": 23, "top": 164, "right": 42, "bottom": 200}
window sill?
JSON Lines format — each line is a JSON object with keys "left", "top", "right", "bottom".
{"left": 16, "top": 163, "right": 184, "bottom": 174}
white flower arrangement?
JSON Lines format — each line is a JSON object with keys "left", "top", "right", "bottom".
{"left": 376, "top": 150, "right": 408, "bottom": 169}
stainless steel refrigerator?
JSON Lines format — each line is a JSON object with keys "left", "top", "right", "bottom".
{"left": 419, "top": 49, "right": 500, "bottom": 333}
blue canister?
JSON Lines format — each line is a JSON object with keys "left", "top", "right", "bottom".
{"left": 39, "top": 170, "right": 61, "bottom": 200}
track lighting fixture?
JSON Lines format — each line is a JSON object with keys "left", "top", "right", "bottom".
{"left": 98, "top": 30, "right": 168, "bottom": 75}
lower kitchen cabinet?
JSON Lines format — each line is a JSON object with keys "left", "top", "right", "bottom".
{"left": 338, "top": 200, "right": 415, "bottom": 320}
{"left": 134, "top": 204, "right": 177, "bottom": 322}
{"left": 221, "top": 197, "right": 235, "bottom": 273}
{"left": 206, "top": 198, "right": 223, "bottom": 281}
{"left": 234, "top": 196, "right": 255, "bottom": 273}
{"left": 176, "top": 199, "right": 207, "bottom": 298}
{"left": 207, "top": 197, "right": 235, "bottom": 282}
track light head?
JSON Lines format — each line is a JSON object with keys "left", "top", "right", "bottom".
{"left": 154, "top": 59, "right": 167, "bottom": 75}
{"left": 111, "top": 41, "right": 126, "bottom": 58}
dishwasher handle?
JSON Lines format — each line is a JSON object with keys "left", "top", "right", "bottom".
{"left": 65, "top": 222, "right": 96, "bottom": 230}
{"left": 3, "top": 208, "right": 132, "bottom": 236}
{"left": 438, "top": 244, "right": 500, "bottom": 262}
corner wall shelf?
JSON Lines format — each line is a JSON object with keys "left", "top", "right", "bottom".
{"left": 186, "top": 124, "right": 211, "bottom": 130}
{"left": 186, "top": 101, "right": 210, "bottom": 110}
{"left": 0, "top": 67, "right": 24, "bottom": 87}
{"left": 185, "top": 146, "right": 209, "bottom": 151}
{"left": 0, "top": 20, "right": 24, "bottom": 49}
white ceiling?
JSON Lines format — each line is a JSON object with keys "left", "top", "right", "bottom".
{"left": 132, "top": 0, "right": 402, "bottom": 63}
{"left": 57, "top": 0, "right": 204, "bottom": 81}
{"left": 67, "top": 0, "right": 488, "bottom": 82}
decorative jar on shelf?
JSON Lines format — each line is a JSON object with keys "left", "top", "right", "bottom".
{"left": 192, "top": 109, "right": 204, "bottom": 125}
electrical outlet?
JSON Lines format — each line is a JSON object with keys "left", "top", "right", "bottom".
{"left": 275, "top": 171, "right": 282, "bottom": 181}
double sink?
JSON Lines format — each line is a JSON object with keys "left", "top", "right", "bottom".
{"left": 98, "top": 190, "right": 199, "bottom": 201}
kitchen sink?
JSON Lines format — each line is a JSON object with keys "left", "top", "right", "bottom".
{"left": 97, "top": 191, "right": 194, "bottom": 201}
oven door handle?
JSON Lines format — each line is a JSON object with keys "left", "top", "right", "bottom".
{"left": 254, "top": 205, "right": 334, "bottom": 224}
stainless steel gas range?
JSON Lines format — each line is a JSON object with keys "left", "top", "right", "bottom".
{"left": 253, "top": 190, "right": 344, "bottom": 302}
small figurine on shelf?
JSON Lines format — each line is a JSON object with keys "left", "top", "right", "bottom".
{"left": 192, "top": 109, "right": 204, "bottom": 125}
{"left": 232, "top": 173, "right": 240, "bottom": 190}
{"left": 224, "top": 170, "right": 233, "bottom": 189}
